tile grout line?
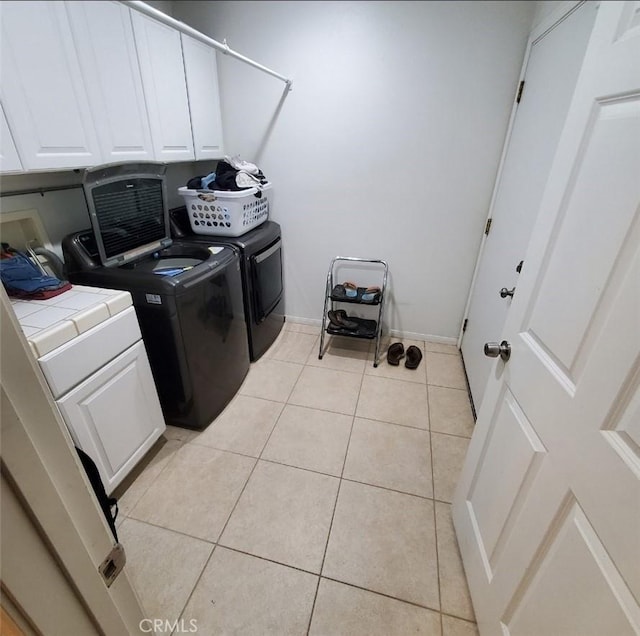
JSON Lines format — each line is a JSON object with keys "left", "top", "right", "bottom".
{"left": 304, "top": 357, "right": 366, "bottom": 636}
{"left": 319, "top": 575, "right": 443, "bottom": 615}
{"left": 189, "top": 410, "right": 472, "bottom": 451}
{"left": 123, "top": 438, "right": 186, "bottom": 520}
{"left": 123, "top": 473, "right": 459, "bottom": 529}
{"left": 440, "top": 610, "right": 479, "bottom": 626}
{"left": 282, "top": 353, "right": 310, "bottom": 402}
{"left": 122, "top": 486, "right": 460, "bottom": 536}
{"left": 213, "top": 544, "right": 319, "bottom": 577}
{"left": 430, "top": 428, "right": 474, "bottom": 441}
{"left": 426, "top": 360, "right": 445, "bottom": 635}
{"left": 218, "top": 396, "right": 288, "bottom": 540}
{"left": 238, "top": 359, "right": 304, "bottom": 403}
{"left": 174, "top": 544, "right": 218, "bottom": 629}
{"left": 340, "top": 475, "right": 436, "bottom": 502}
{"left": 172, "top": 396, "right": 290, "bottom": 629}
{"left": 121, "top": 515, "right": 216, "bottom": 546}
{"left": 187, "top": 398, "right": 287, "bottom": 460}
{"left": 179, "top": 434, "right": 459, "bottom": 506}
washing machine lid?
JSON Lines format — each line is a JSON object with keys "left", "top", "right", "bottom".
{"left": 83, "top": 162, "right": 173, "bottom": 268}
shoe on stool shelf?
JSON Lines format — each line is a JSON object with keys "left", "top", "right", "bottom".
{"left": 405, "top": 345, "right": 423, "bottom": 369}
{"left": 343, "top": 281, "right": 358, "bottom": 298}
{"left": 361, "top": 286, "right": 381, "bottom": 302}
{"left": 328, "top": 309, "right": 358, "bottom": 330}
{"left": 387, "top": 342, "right": 405, "bottom": 365}
{"left": 331, "top": 282, "right": 358, "bottom": 300}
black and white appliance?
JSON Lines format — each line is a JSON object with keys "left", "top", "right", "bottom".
{"left": 170, "top": 208, "right": 285, "bottom": 361}
{"left": 63, "top": 163, "right": 250, "bottom": 430}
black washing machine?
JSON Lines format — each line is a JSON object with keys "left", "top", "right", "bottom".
{"left": 63, "top": 163, "right": 250, "bottom": 430}
{"left": 170, "top": 208, "right": 285, "bottom": 361}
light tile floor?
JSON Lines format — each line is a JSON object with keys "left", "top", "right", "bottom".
{"left": 115, "top": 323, "right": 478, "bottom": 636}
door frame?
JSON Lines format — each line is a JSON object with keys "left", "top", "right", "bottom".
{"left": 457, "top": 0, "right": 586, "bottom": 348}
{"left": 0, "top": 287, "right": 147, "bottom": 634}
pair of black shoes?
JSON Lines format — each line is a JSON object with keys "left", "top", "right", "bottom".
{"left": 387, "top": 343, "right": 422, "bottom": 369}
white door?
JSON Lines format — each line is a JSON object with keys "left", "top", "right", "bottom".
{"left": 65, "top": 0, "right": 155, "bottom": 163}
{"left": 1, "top": 474, "right": 100, "bottom": 634}
{"left": 131, "top": 9, "right": 195, "bottom": 162}
{"left": 0, "top": 1, "right": 102, "bottom": 170}
{"left": 452, "top": 3, "right": 640, "bottom": 634}
{"left": 57, "top": 341, "right": 166, "bottom": 495}
{"left": 0, "top": 103, "right": 23, "bottom": 173}
{"left": 182, "top": 34, "right": 225, "bottom": 160}
{"left": 461, "top": 2, "right": 597, "bottom": 413}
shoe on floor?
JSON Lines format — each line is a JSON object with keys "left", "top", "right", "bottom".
{"left": 387, "top": 342, "right": 405, "bottom": 365}
{"left": 405, "top": 345, "right": 423, "bottom": 369}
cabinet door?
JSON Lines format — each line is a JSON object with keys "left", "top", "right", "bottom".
{"left": 0, "top": 103, "right": 23, "bottom": 173}
{"left": 57, "top": 341, "right": 166, "bottom": 495}
{"left": 131, "top": 10, "right": 195, "bottom": 162}
{"left": 65, "top": 1, "right": 154, "bottom": 163}
{"left": 0, "top": 1, "right": 102, "bottom": 170}
{"left": 182, "top": 35, "right": 225, "bottom": 160}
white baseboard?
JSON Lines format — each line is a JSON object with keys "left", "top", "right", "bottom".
{"left": 285, "top": 316, "right": 458, "bottom": 347}
{"left": 386, "top": 328, "right": 457, "bottom": 346}
{"left": 285, "top": 315, "right": 322, "bottom": 327}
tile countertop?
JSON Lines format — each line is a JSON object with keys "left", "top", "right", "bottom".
{"left": 11, "top": 285, "right": 132, "bottom": 358}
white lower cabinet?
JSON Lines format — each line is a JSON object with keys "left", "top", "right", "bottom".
{"left": 56, "top": 340, "right": 165, "bottom": 495}
{"left": 36, "top": 306, "right": 166, "bottom": 495}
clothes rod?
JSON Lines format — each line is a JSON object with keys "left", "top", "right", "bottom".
{"left": 123, "top": 1, "right": 293, "bottom": 90}
{"left": 0, "top": 184, "right": 83, "bottom": 198}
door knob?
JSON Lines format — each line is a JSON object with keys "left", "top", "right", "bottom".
{"left": 484, "top": 340, "right": 511, "bottom": 361}
{"left": 500, "top": 287, "right": 515, "bottom": 298}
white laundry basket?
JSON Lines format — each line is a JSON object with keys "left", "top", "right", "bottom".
{"left": 177, "top": 183, "right": 271, "bottom": 237}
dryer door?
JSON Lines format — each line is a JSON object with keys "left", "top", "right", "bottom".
{"left": 250, "top": 238, "right": 283, "bottom": 323}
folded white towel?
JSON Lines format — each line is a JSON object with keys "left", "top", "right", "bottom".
{"left": 225, "top": 155, "right": 260, "bottom": 175}
{"left": 236, "top": 171, "right": 262, "bottom": 188}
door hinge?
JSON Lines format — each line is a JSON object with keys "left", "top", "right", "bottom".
{"left": 99, "top": 543, "right": 126, "bottom": 588}
{"left": 516, "top": 80, "right": 525, "bottom": 104}
{"left": 484, "top": 218, "right": 493, "bottom": 235}
{"left": 462, "top": 318, "right": 468, "bottom": 333}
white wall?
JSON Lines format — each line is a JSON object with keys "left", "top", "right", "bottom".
{"left": 173, "top": 1, "right": 535, "bottom": 341}
{"left": 531, "top": 1, "right": 567, "bottom": 30}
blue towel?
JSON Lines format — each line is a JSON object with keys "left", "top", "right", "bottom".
{"left": 0, "top": 245, "right": 66, "bottom": 293}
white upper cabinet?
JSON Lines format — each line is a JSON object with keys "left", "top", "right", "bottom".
{"left": 0, "top": 1, "right": 102, "bottom": 170}
{"left": 0, "top": 104, "right": 23, "bottom": 173}
{"left": 182, "top": 35, "right": 225, "bottom": 160}
{"left": 131, "top": 10, "right": 195, "bottom": 162}
{"left": 65, "top": 1, "right": 154, "bottom": 164}
{"left": 0, "top": 2, "right": 225, "bottom": 172}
